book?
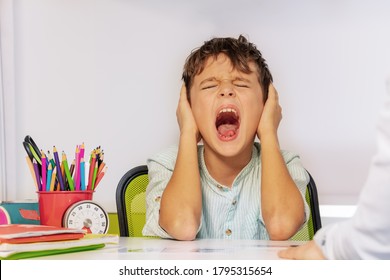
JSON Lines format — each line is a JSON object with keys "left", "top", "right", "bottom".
{"left": 0, "top": 200, "right": 40, "bottom": 225}
{"left": 0, "top": 224, "right": 86, "bottom": 243}
{"left": 0, "top": 233, "right": 119, "bottom": 260}
{"left": 0, "top": 224, "right": 119, "bottom": 259}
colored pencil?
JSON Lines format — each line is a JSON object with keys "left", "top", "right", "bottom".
{"left": 32, "top": 158, "right": 42, "bottom": 191}
{"left": 97, "top": 150, "right": 103, "bottom": 166}
{"left": 88, "top": 151, "right": 96, "bottom": 190}
{"left": 53, "top": 146, "right": 65, "bottom": 191}
{"left": 50, "top": 166, "right": 57, "bottom": 191}
{"left": 61, "top": 162, "right": 65, "bottom": 189}
{"left": 74, "top": 145, "right": 81, "bottom": 191}
{"left": 94, "top": 166, "right": 107, "bottom": 190}
{"left": 26, "top": 156, "right": 38, "bottom": 191}
{"left": 91, "top": 160, "right": 98, "bottom": 190}
{"left": 80, "top": 158, "right": 86, "bottom": 191}
{"left": 79, "top": 143, "right": 85, "bottom": 161}
{"left": 46, "top": 164, "right": 53, "bottom": 192}
{"left": 41, "top": 150, "right": 47, "bottom": 191}
{"left": 97, "top": 161, "right": 106, "bottom": 175}
{"left": 69, "top": 160, "right": 75, "bottom": 177}
{"left": 47, "top": 151, "right": 55, "bottom": 168}
{"left": 25, "top": 142, "right": 106, "bottom": 193}
{"left": 62, "top": 152, "right": 74, "bottom": 191}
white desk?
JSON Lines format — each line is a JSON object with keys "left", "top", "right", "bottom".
{"left": 31, "top": 237, "right": 306, "bottom": 260}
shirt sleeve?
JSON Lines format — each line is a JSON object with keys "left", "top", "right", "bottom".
{"left": 314, "top": 91, "right": 390, "bottom": 259}
{"left": 142, "top": 147, "right": 177, "bottom": 239}
{"left": 282, "top": 150, "right": 311, "bottom": 227}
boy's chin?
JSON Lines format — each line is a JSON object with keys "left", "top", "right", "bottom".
{"left": 212, "top": 138, "right": 252, "bottom": 157}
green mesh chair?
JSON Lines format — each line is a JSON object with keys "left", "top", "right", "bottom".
{"left": 291, "top": 171, "right": 322, "bottom": 240}
{"left": 116, "top": 165, "right": 321, "bottom": 240}
{"left": 116, "top": 165, "right": 149, "bottom": 237}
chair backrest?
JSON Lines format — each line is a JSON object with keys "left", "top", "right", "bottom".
{"left": 116, "top": 165, "right": 149, "bottom": 237}
{"left": 116, "top": 165, "right": 322, "bottom": 240}
{"left": 290, "top": 171, "right": 322, "bottom": 240}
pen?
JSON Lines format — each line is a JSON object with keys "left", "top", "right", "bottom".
{"left": 24, "top": 142, "right": 42, "bottom": 165}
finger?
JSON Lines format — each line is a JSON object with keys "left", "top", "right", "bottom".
{"left": 277, "top": 248, "right": 295, "bottom": 259}
{"left": 180, "top": 84, "right": 187, "bottom": 101}
{"left": 177, "top": 85, "right": 185, "bottom": 115}
{"left": 268, "top": 83, "right": 278, "bottom": 100}
{"left": 177, "top": 85, "right": 186, "bottom": 112}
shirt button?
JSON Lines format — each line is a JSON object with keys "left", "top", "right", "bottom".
{"left": 225, "top": 229, "right": 232, "bottom": 236}
{"left": 232, "top": 199, "right": 237, "bottom": 205}
{"left": 154, "top": 196, "right": 161, "bottom": 202}
{"left": 217, "top": 184, "right": 223, "bottom": 189}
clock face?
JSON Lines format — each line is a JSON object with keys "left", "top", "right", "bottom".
{"left": 63, "top": 200, "right": 109, "bottom": 234}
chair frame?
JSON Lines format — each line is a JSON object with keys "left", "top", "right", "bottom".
{"left": 306, "top": 171, "right": 322, "bottom": 233}
{"left": 116, "top": 165, "right": 148, "bottom": 237}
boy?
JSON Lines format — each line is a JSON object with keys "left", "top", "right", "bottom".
{"left": 143, "top": 35, "right": 310, "bottom": 241}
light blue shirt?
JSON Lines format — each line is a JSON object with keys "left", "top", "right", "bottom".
{"left": 142, "top": 142, "right": 310, "bottom": 239}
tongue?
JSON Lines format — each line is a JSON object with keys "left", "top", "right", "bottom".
{"left": 218, "top": 124, "right": 238, "bottom": 138}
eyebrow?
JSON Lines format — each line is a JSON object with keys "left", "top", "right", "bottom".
{"left": 199, "top": 77, "right": 218, "bottom": 86}
{"left": 233, "top": 77, "right": 251, "bottom": 83}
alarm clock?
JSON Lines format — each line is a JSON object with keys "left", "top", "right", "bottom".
{"left": 62, "top": 200, "right": 109, "bottom": 234}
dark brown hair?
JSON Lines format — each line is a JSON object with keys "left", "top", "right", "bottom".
{"left": 182, "top": 35, "right": 273, "bottom": 103}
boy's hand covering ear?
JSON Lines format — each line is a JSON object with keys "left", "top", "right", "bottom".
{"left": 176, "top": 85, "right": 201, "bottom": 142}
{"left": 257, "top": 84, "right": 282, "bottom": 140}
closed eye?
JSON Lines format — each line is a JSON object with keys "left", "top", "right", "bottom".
{"left": 234, "top": 84, "right": 249, "bottom": 88}
{"left": 201, "top": 84, "right": 218, "bottom": 90}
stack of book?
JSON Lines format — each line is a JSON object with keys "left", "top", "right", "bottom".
{"left": 0, "top": 224, "right": 118, "bottom": 259}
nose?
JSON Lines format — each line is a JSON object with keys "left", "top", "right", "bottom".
{"left": 219, "top": 81, "right": 236, "bottom": 98}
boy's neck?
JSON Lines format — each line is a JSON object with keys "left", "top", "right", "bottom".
{"left": 203, "top": 145, "right": 253, "bottom": 187}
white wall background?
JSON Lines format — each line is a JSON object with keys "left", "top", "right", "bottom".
{"left": 2, "top": 0, "right": 390, "bottom": 212}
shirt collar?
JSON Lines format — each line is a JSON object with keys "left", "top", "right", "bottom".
{"left": 198, "top": 143, "right": 260, "bottom": 189}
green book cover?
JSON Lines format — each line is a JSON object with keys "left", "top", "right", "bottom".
{"left": 1, "top": 243, "right": 105, "bottom": 260}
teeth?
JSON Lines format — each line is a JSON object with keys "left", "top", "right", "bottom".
{"left": 219, "top": 108, "right": 237, "bottom": 115}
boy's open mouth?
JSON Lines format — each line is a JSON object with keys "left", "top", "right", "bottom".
{"left": 215, "top": 108, "right": 240, "bottom": 140}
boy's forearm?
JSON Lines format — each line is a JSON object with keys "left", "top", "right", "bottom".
{"left": 159, "top": 132, "right": 202, "bottom": 240}
{"left": 260, "top": 134, "right": 305, "bottom": 240}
